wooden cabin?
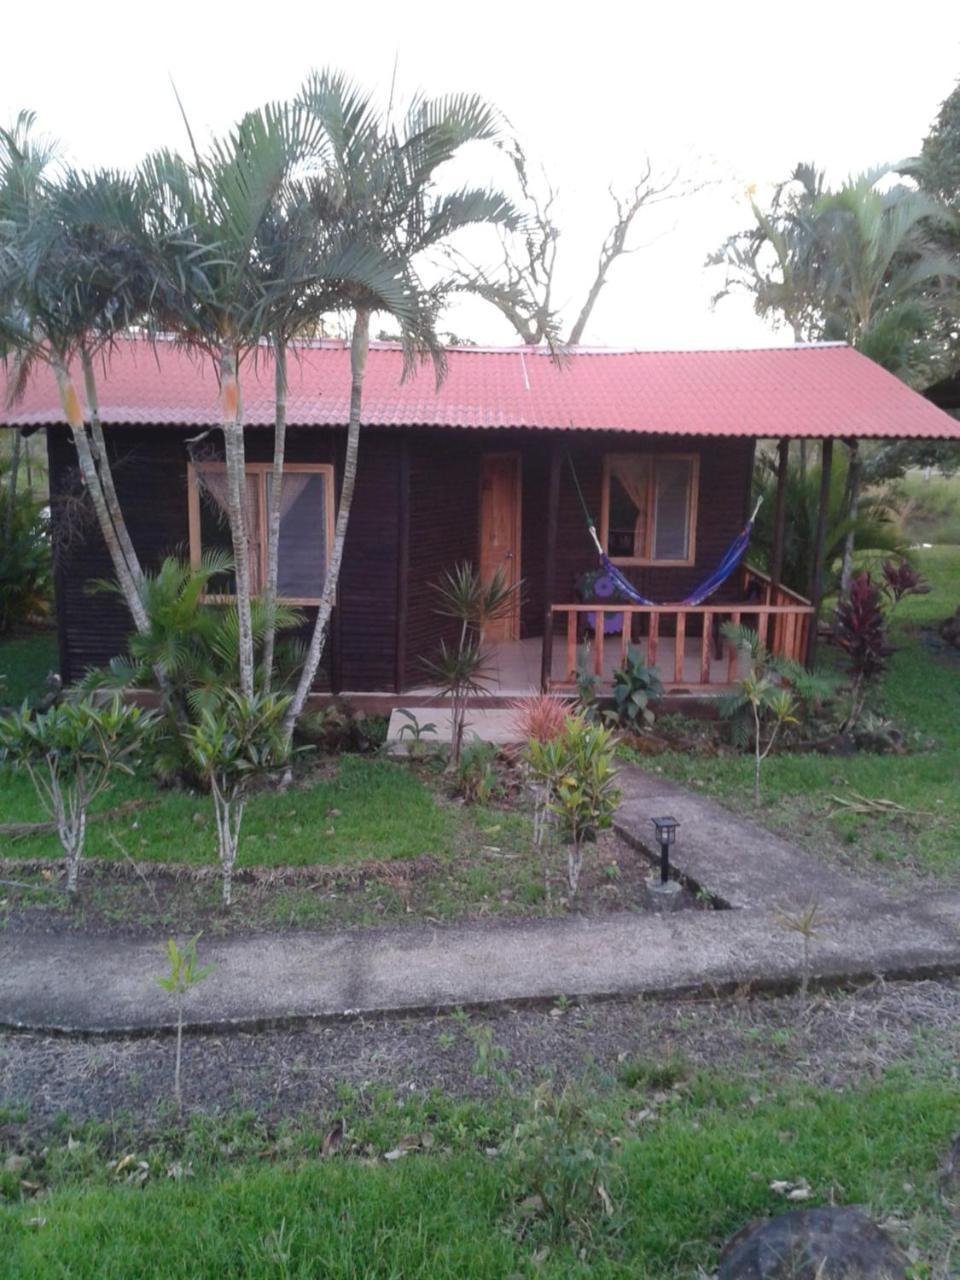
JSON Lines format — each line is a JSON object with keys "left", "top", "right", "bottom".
{"left": 6, "top": 337, "right": 959, "bottom": 704}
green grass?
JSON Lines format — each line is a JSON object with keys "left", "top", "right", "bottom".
{"left": 895, "top": 470, "right": 960, "bottom": 545}
{"left": 0, "top": 629, "right": 57, "bottom": 705}
{"left": 1, "top": 755, "right": 459, "bottom": 868}
{"left": 653, "top": 547, "right": 960, "bottom": 881}
{"left": 2, "top": 1070, "right": 956, "bottom": 1278}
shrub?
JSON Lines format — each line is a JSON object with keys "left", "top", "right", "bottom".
{"left": 155, "top": 935, "right": 215, "bottom": 1115}
{"left": 0, "top": 695, "right": 154, "bottom": 894}
{"left": 607, "top": 649, "right": 663, "bottom": 730}
{"left": 509, "top": 693, "right": 572, "bottom": 744}
{"left": 455, "top": 739, "right": 501, "bottom": 804}
{"left": 881, "top": 557, "right": 929, "bottom": 611}
{"left": 183, "top": 690, "right": 299, "bottom": 907}
{"left": 423, "top": 562, "right": 521, "bottom": 766}
{"left": 526, "top": 718, "right": 620, "bottom": 897}
{"left": 834, "top": 571, "right": 892, "bottom": 730}
{"left": 720, "top": 624, "right": 803, "bottom": 804}
{"left": 0, "top": 487, "right": 52, "bottom": 633}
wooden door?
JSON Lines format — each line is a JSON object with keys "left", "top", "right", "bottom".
{"left": 479, "top": 453, "right": 521, "bottom": 643}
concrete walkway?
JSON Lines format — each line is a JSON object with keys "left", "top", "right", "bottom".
{"left": 2, "top": 766, "right": 958, "bottom": 1036}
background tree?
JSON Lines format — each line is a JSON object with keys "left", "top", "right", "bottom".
{"left": 451, "top": 145, "right": 705, "bottom": 347}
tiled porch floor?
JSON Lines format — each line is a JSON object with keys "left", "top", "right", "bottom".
{"left": 409, "top": 635, "right": 738, "bottom": 697}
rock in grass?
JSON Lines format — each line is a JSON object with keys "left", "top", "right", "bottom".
{"left": 718, "top": 1206, "right": 907, "bottom": 1279}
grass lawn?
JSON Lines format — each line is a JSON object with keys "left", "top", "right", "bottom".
{"left": 1, "top": 1067, "right": 956, "bottom": 1278}
{"left": 652, "top": 546, "right": 960, "bottom": 883}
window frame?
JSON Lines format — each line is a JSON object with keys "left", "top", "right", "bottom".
{"left": 599, "top": 452, "right": 700, "bottom": 567}
{"left": 187, "top": 460, "right": 336, "bottom": 606}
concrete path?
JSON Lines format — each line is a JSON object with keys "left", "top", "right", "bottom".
{"left": 2, "top": 766, "right": 958, "bottom": 1036}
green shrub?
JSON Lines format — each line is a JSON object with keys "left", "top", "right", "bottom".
{"left": 608, "top": 649, "right": 663, "bottom": 730}
{"left": 0, "top": 695, "right": 154, "bottom": 894}
{"left": 0, "top": 486, "right": 52, "bottom": 633}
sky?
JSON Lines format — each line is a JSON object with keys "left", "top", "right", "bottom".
{"left": 5, "top": 0, "right": 960, "bottom": 349}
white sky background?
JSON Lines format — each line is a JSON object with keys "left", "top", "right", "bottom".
{"left": 5, "top": 0, "right": 960, "bottom": 349}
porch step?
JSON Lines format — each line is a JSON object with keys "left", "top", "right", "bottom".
{"left": 385, "top": 706, "right": 522, "bottom": 753}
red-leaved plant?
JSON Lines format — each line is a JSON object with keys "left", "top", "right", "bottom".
{"left": 510, "top": 694, "right": 573, "bottom": 744}
{"left": 834, "top": 572, "right": 892, "bottom": 731}
{"left": 881, "top": 558, "right": 929, "bottom": 612}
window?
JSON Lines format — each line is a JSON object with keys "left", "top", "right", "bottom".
{"left": 187, "top": 462, "right": 334, "bottom": 604}
{"left": 600, "top": 453, "right": 699, "bottom": 565}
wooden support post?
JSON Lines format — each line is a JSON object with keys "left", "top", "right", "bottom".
{"left": 806, "top": 437, "right": 833, "bottom": 669}
{"left": 770, "top": 437, "right": 789, "bottom": 591}
{"left": 540, "top": 443, "right": 562, "bottom": 691}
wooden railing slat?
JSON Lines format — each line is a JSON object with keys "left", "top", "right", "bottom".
{"left": 674, "top": 613, "right": 685, "bottom": 684}
{"left": 647, "top": 611, "right": 659, "bottom": 667}
{"left": 566, "top": 610, "right": 577, "bottom": 682}
{"left": 727, "top": 610, "right": 741, "bottom": 682}
{"left": 700, "top": 612, "right": 712, "bottom": 684}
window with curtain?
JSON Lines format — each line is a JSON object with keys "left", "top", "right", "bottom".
{"left": 189, "top": 462, "right": 334, "bottom": 603}
{"left": 602, "top": 454, "right": 698, "bottom": 564}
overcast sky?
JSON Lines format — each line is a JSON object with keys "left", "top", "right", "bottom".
{"left": 5, "top": 1, "right": 960, "bottom": 349}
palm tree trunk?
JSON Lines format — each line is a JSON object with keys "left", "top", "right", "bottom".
{"left": 80, "top": 348, "right": 143, "bottom": 588}
{"left": 261, "top": 339, "right": 287, "bottom": 693}
{"left": 219, "top": 345, "right": 255, "bottom": 699}
{"left": 51, "top": 355, "right": 150, "bottom": 635}
{"left": 839, "top": 441, "right": 861, "bottom": 596}
{"left": 283, "top": 308, "right": 370, "bottom": 738}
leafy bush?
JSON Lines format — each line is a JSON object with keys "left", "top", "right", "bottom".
{"left": 0, "top": 486, "right": 52, "bottom": 633}
{"left": 183, "top": 690, "right": 299, "bottom": 906}
{"left": 525, "top": 717, "right": 620, "bottom": 896}
{"left": 0, "top": 695, "right": 154, "bottom": 893}
{"left": 455, "top": 739, "right": 501, "bottom": 804}
{"left": 834, "top": 571, "right": 892, "bottom": 730}
{"left": 85, "top": 555, "right": 304, "bottom": 779}
{"left": 881, "top": 557, "right": 929, "bottom": 611}
{"left": 608, "top": 649, "right": 663, "bottom": 730}
{"left": 509, "top": 693, "right": 572, "bottom": 744}
{"left": 297, "top": 702, "right": 388, "bottom": 755}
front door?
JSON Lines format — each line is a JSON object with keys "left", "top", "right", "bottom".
{"left": 479, "top": 453, "right": 521, "bottom": 643}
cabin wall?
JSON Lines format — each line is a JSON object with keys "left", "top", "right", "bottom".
{"left": 47, "top": 425, "right": 403, "bottom": 692}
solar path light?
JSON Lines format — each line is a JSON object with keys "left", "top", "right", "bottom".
{"left": 650, "top": 815, "right": 679, "bottom": 892}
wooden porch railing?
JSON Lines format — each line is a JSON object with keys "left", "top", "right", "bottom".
{"left": 545, "top": 563, "right": 814, "bottom": 691}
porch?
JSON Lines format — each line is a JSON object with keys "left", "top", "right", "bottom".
{"left": 402, "top": 565, "right": 814, "bottom": 700}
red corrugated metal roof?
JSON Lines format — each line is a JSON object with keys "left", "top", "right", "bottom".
{"left": 4, "top": 337, "right": 959, "bottom": 439}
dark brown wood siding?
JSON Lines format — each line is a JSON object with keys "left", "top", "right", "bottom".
{"left": 47, "top": 425, "right": 403, "bottom": 692}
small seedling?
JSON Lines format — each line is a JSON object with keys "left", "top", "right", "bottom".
{"left": 155, "top": 934, "right": 215, "bottom": 1115}
{"left": 776, "top": 900, "right": 822, "bottom": 1002}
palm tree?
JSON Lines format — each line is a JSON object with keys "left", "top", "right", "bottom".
{"left": 0, "top": 117, "right": 155, "bottom": 637}
{"left": 281, "top": 71, "right": 520, "bottom": 738}
{"left": 712, "top": 164, "right": 958, "bottom": 590}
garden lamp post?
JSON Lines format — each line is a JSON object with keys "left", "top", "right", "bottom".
{"left": 651, "top": 816, "right": 679, "bottom": 887}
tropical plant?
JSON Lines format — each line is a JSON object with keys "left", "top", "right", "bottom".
{"left": 0, "top": 695, "right": 154, "bottom": 894}
{"left": 881, "top": 557, "right": 929, "bottom": 612}
{"left": 455, "top": 739, "right": 501, "bottom": 804}
{"left": 422, "top": 562, "right": 521, "bottom": 765}
{"left": 751, "top": 453, "right": 903, "bottom": 598}
{"left": 84, "top": 554, "right": 304, "bottom": 780}
{"left": 509, "top": 693, "right": 572, "bottom": 744}
{"left": 182, "top": 689, "right": 297, "bottom": 907}
{"left": 282, "top": 73, "right": 520, "bottom": 739}
{"left": 155, "top": 934, "right": 215, "bottom": 1116}
{"left": 394, "top": 708, "right": 438, "bottom": 757}
{"left": 525, "top": 717, "right": 620, "bottom": 897}
{"left": 0, "top": 482, "right": 51, "bottom": 632}
{"left": 720, "top": 624, "right": 804, "bottom": 804}
{"left": 834, "top": 571, "right": 892, "bottom": 731}
{"left": 607, "top": 649, "right": 662, "bottom": 731}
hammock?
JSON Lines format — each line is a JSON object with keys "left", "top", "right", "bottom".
{"left": 567, "top": 454, "right": 762, "bottom": 609}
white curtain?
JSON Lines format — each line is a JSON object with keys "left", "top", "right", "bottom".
{"left": 609, "top": 456, "right": 651, "bottom": 556}
{"left": 197, "top": 468, "right": 263, "bottom": 592}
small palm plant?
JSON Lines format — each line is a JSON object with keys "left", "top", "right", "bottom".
{"left": 0, "top": 696, "right": 153, "bottom": 895}
{"left": 183, "top": 690, "right": 298, "bottom": 906}
{"left": 423, "top": 563, "right": 522, "bottom": 766}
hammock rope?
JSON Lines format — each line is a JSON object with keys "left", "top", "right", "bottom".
{"left": 565, "top": 453, "right": 762, "bottom": 609}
